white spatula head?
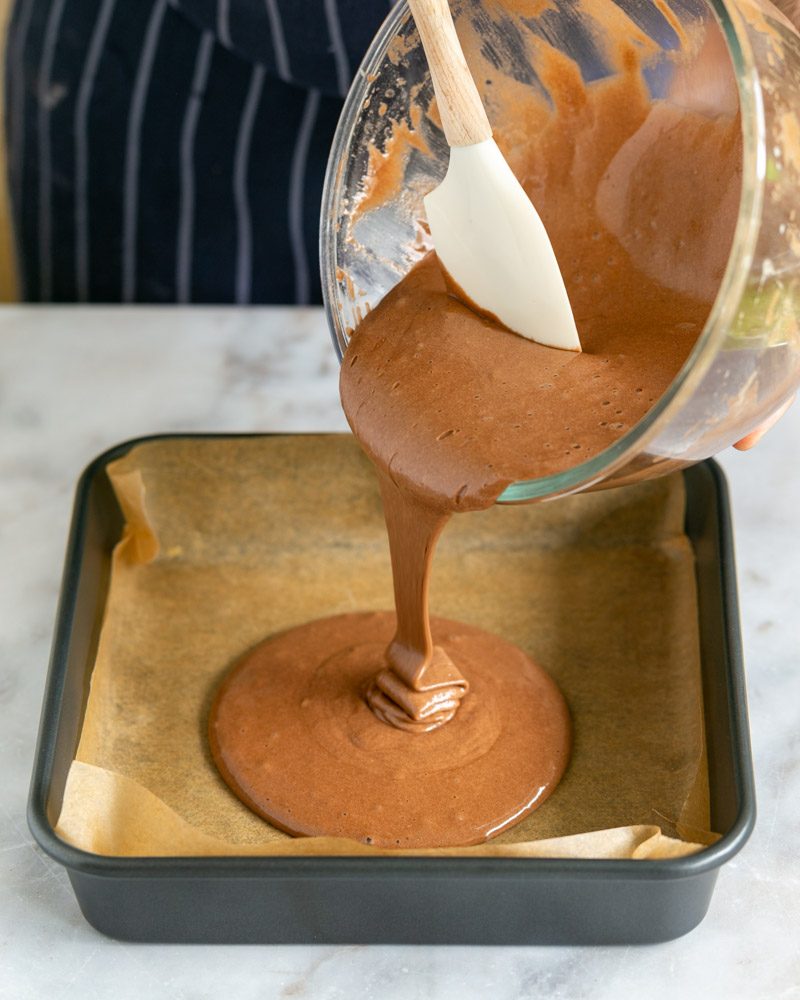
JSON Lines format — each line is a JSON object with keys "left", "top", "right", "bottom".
{"left": 424, "top": 138, "right": 581, "bottom": 352}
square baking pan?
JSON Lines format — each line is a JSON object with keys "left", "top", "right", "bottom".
{"left": 28, "top": 434, "right": 755, "bottom": 944}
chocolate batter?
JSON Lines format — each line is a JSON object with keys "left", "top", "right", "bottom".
{"left": 210, "top": 31, "right": 742, "bottom": 847}
{"left": 210, "top": 612, "right": 570, "bottom": 846}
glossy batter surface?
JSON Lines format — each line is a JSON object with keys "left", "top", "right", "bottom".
{"left": 210, "top": 612, "right": 570, "bottom": 847}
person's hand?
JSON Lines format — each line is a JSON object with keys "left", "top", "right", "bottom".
{"left": 733, "top": 397, "right": 795, "bottom": 450}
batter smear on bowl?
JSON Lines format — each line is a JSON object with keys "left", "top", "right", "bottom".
{"left": 210, "top": 35, "right": 742, "bottom": 849}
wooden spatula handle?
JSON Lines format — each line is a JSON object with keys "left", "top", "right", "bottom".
{"left": 407, "top": 0, "right": 492, "bottom": 147}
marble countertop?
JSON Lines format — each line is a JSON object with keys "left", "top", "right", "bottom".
{"left": 2, "top": 306, "right": 798, "bottom": 999}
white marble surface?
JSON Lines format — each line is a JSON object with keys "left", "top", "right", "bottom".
{"left": 1, "top": 305, "right": 798, "bottom": 999}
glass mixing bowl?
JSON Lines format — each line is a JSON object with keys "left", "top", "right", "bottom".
{"left": 320, "top": 0, "right": 800, "bottom": 501}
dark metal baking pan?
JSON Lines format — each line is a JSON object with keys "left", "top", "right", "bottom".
{"left": 28, "top": 435, "right": 755, "bottom": 944}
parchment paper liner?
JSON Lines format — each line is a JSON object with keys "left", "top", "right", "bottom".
{"left": 56, "top": 435, "right": 713, "bottom": 858}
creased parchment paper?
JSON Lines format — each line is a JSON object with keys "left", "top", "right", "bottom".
{"left": 56, "top": 435, "right": 713, "bottom": 858}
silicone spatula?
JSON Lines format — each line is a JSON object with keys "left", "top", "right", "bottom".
{"left": 407, "top": 0, "right": 581, "bottom": 351}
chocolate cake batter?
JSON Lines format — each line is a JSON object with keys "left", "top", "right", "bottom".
{"left": 210, "top": 612, "right": 569, "bottom": 845}
{"left": 210, "top": 31, "right": 742, "bottom": 847}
